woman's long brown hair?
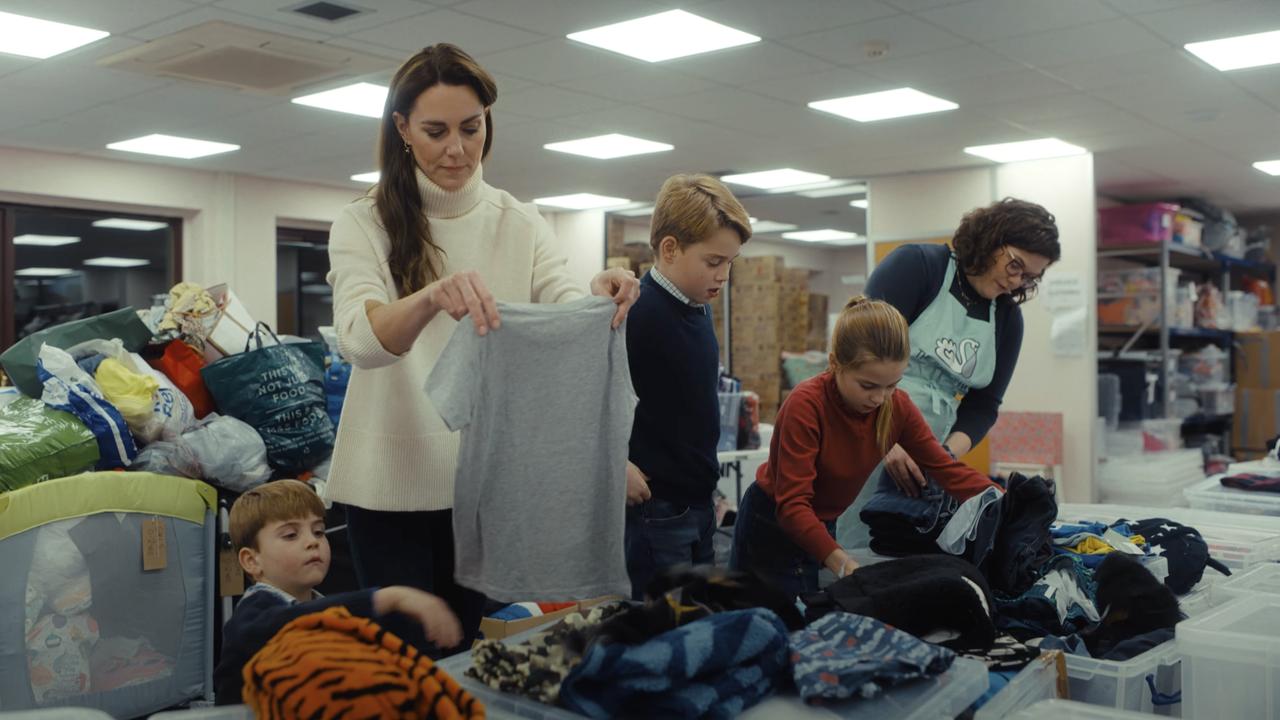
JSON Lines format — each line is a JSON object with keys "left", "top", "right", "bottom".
{"left": 374, "top": 44, "right": 497, "bottom": 298}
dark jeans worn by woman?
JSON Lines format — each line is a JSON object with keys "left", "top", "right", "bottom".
{"left": 729, "top": 483, "right": 836, "bottom": 601}
{"left": 344, "top": 504, "right": 487, "bottom": 657}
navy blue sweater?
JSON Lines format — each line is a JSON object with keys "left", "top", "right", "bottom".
{"left": 626, "top": 272, "right": 721, "bottom": 506}
{"left": 865, "top": 243, "right": 1023, "bottom": 445}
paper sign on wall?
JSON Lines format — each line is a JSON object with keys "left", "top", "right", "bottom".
{"left": 1051, "top": 306, "right": 1088, "bottom": 358}
{"left": 1043, "top": 272, "right": 1085, "bottom": 313}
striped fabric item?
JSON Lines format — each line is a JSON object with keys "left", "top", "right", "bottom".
{"left": 242, "top": 606, "right": 484, "bottom": 719}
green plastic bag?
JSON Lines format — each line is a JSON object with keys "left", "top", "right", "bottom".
{"left": 0, "top": 307, "right": 153, "bottom": 397}
{"left": 200, "top": 323, "right": 334, "bottom": 473}
{"left": 0, "top": 397, "right": 100, "bottom": 492}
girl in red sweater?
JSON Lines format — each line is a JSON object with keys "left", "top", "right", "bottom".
{"left": 729, "top": 297, "right": 1001, "bottom": 600}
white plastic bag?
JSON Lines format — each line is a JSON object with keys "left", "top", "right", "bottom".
{"left": 131, "top": 352, "right": 197, "bottom": 441}
{"left": 182, "top": 414, "right": 271, "bottom": 491}
{"left": 38, "top": 344, "right": 137, "bottom": 469}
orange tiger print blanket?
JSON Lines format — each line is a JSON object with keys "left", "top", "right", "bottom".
{"left": 243, "top": 606, "right": 485, "bottom": 719}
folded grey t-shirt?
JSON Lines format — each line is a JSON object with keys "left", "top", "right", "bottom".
{"left": 426, "top": 296, "right": 635, "bottom": 601}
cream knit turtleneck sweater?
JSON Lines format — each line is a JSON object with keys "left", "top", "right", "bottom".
{"left": 324, "top": 165, "right": 585, "bottom": 511}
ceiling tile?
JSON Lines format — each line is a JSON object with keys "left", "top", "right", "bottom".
{"left": 883, "top": 0, "right": 973, "bottom": 10}
{"left": 917, "top": 0, "right": 1119, "bottom": 43}
{"left": 985, "top": 17, "right": 1170, "bottom": 69}
{"left": 750, "top": 67, "right": 886, "bottom": 105}
{"left": 451, "top": 0, "right": 666, "bottom": 38}
{"left": 858, "top": 43, "right": 1021, "bottom": 85}
{"left": 932, "top": 68, "right": 1076, "bottom": 106}
{"left": 1043, "top": 48, "right": 1216, "bottom": 91}
{"left": 640, "top": 86, "right": 855, "bottom": 147}
{"left": 674, "top": 41, "right": 836, "bottom": 86}
{"left": 785, "top": 13, "right": 968, "bottom": 66}
{"left": 125, "top": 5, "right": 330, "bottom": 41}
{"left": 1131, "top": 0, "right": 1280, "bottom": 45}
{"left": 211, "top": 0, "right": 435, "bottom": 35}
{"left": 478, "top": 39, "right": 645, "bottom": 84}
{"left": 346, "top": 8, "right": 544, "bottom": 54}
{"left": 1013, "top": 109, "right": 1172, "bottom": 143}
{"left": 0, "top": 0, "right": 200, "bottom": 34}
{"left": 557, "top": 66, "right": 718, "bottom": 103}
{"left": 496, "top": 85, "right": 620, "bottom": 119}
{"left": 1232, "top": 70, "right": 1280, "bottom": 113}
{"left": 982, "top": 93, "right": 1118, "bottom": 124}
{"left": 1102, "top": 0, "right": 1221, "bottom": 15}
{"left": 690, "top": 0, "right": 901, "bottom": 40}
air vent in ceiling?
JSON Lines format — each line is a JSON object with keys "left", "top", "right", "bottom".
{"left": 98, "top": 21, "right": 395, "bottom": 96}
{"left": 292, "top": 2, "right": 365, "bottom": 22}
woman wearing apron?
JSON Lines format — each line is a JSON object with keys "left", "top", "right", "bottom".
{"left": 836, "top": 198, "right": 1060, "bottom": 550}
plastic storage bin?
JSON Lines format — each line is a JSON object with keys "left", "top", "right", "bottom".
{"left": 1099, "top": 203, "right": 1180, "bottom": 246}
{"left": 1010, "top": 698, "right": 1161, "bottom": 719}
{"left": 1063, "top": 641, "right": 1180, "bottom": 714}
{"left": 0, "top": 472, "right": 216, "bottom": 717}
{"left": 717, "top": 392, "right": 743, "bottom": 452}
{"left": 1139, "top": 419, "right": 1184, "bottom": 451}
{"left": 1210, "top": 562, "right": 1280, "bottom": 606}
{"left": 1185, "top": 475, "right": 1280, "bottom": 517}
{"left": 1058, "top": 503, "right": 1280, "bottom": 572}
{"left": 973, "top": 651, "right": 1063, "bottom": 720}
{"left": 1096, "top": 450, "right": 1203, "bottom": 507}
{"left": 1178, "top": 595, "right": 1280, "bottom": 720}
{"left": 1098, "top": 374, "right": 1122, "bottom": 432}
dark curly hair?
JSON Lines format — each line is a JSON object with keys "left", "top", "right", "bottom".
{"left": 952, "top": 197, "right": 1061, "bottom": 304}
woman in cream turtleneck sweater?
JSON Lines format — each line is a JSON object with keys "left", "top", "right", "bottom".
{"left": 325, "top": 44, "right": 639, "bottom": 652}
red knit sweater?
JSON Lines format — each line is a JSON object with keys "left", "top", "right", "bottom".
{"left": 755, "top": 372, "right": 1001, "bottom": 562}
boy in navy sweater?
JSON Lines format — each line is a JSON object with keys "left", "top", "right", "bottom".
{"left": 624, "top": 173, "right": 752, "bottom": 599}
{"left": 213, "top": 480, "right": 461, "bottom": 705}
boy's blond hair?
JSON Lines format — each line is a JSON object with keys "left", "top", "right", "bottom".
{"left": 649, "top": 173, "right": 752, "bottom": 252}
{"left": 229, "top": 480, "right": 325, "bottom": 551}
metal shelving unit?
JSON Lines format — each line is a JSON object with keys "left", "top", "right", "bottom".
{"left": 1098, "top": 240, "right": 1274, "bottom": 424}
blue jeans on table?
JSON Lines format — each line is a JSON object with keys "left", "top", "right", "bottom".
{"left": 729, "top": 483, "right": 835, "bottom": 602}
{"left": 625, "top": 495, "right": 717, "bottom": 600}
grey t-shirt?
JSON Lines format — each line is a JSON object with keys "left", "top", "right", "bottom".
{"left": 426, "top": 296, "right": 635, "bottom": 601}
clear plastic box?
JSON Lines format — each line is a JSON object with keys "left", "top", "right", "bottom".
{"left": 973, "top": 651, "right": 1063, "bottom": 720}
{"left": 1063, "top": 641, "right": 1180, "bottom": 714}
{"left": 1096, "top": 450, "right": 1203, "bottom": 507}
{"left": 1058, "top": 503, "right": 1280, "bottom": 572}
{"left": 1010, "top": 698, "right": 1164, "bottom": 719}
{"left": 1177, "top": 595, "right": 1280, "bottom": 720}
{"left": 1210, "top": 562, "right": 1280, "bottom": 606}
{"left": 1184, "top": 475, "right": 1280, "bottom": 517}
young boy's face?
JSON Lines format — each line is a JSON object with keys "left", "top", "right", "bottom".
{"left": 657, "top": 227, "right": 742, "bottom": 304}
{"left": 239, "top": 513, "right": 330, "bottom": 601}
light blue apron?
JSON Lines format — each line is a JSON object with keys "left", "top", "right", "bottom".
{"left": 836, "top": 254, "right": 998, "bottom": 549}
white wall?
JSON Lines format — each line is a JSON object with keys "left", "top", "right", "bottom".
{"left": 0, "top": 145, "right": 362, "bottom": 325}
{"left": 867, "top": 156, "right": 1097, "bottom": 502}
{"left": 544, "top": 209, "right": 606, "bottom": 289}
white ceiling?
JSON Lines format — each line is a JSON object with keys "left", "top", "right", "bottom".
{"left": 2, "top": 0, "right": 1280, "bottom": 240}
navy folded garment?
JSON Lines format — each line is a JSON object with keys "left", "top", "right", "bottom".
{"left": 558, "top": 608, "right": 789, "bottom": 720}
{"left": 789, "top": 612, "right": 956, "bottom": 703}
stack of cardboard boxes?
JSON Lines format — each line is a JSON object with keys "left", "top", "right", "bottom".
{"left": 1233, "top": 331, "right": 1280, "bottom": 457}
{"left": 731, "top": 256, "right": 785, "bottom": 422}
{"left": 807, "top": 294, "right": 830, "bottom": 352}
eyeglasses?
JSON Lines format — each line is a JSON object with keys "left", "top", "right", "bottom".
{"left": 1003, "top": 246, "right": 1043, "bottom": 288}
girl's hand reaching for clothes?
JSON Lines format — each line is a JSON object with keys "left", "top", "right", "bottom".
{"left": 823, "top": 549, "right": 860, "bottom": 580}
{"left": 884, "top": 443, "right": 927, "bottom": 498}
{"left": 589, "top": 267, "right": 641, "bottom": 328}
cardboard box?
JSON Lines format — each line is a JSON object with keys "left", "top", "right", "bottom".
{"left": 733, "top": 256, "right": 784, "bottom": 284}
{"left": 1235, "top": 331, "right": 1280, "bottom": 389}
{"left": 1233, "top": 386, "right": 1280, "bottom": 451}
{"left": 606, "top": 256, "right": 633, "bottom": 271}
{"left": 479, "top": 595, "right": 623, "bottom": 641}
